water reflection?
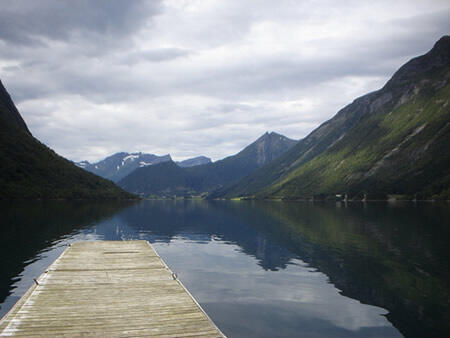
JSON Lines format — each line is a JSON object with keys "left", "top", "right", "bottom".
{"left": 0, "top": 200, "right": 135, "bottom": 317}
{"left": 247, "top": 201, "right": 450, "bottom": 338}
{"left": 1, "top": 200, "right": 448, "bottom": 337}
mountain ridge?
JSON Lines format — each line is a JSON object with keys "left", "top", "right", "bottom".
{"left": 77, "top": 153, "right": 213, "bottom": 182}
{"left": 118, "top": 131, "right": 297, "bottom": 197}
{"left": 213, "top": 35, "right": 450, "bottom": 200}
{"left": 176, "top": 156, "right": 211, "bottom": 167}
{"left": 80, "top": 152, "right": 172, "bottom": 182}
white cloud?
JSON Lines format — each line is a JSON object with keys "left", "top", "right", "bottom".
{"left": 1, "top": 0, "right": 449, "bottom": 161}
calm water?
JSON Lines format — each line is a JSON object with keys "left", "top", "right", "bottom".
{"left": 0, "top": 200, "right": 449, "bottom": 337}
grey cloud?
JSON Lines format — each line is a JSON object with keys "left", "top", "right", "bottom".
{"left": 210, "top": 103, "right": 256, "bottom": 114}
{"left": 0, "top": 0, "right": 162, "bottom": 45}
{"left": 140, "top": 48, "right": 192, "bottom": 62}
{"left": 171, "top": 12, "right": 450, "bottom": 101}
{"left": 123, "top": 48, "right": 192, "bottom": 64}
{"left": 4, "top": 4, "right": 449, "bottom": 106}
{"left": 1, "top": 1, "right": 449, "bottom": 162}
{"left": 347, "top": 10, "right": 450, "bottom": 60}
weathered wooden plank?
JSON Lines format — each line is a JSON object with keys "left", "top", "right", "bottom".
{"left": 0, "top": 240, "right": 224, "bottom": 337}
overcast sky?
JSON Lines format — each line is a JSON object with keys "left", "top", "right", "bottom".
{"left": 0, "top": 0, "right": 449, "bottom": 162}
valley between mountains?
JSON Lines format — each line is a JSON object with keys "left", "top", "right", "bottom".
{"left": 1, "top": 36, "right": 449, "bottom": 200}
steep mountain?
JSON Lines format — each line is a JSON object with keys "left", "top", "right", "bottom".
{"left": 118, "top": 132, "right": 297, "bottom": 197}
{"left": 83, "top": 152, "right": 172, "bottom": 182}
{"left": 215, "top": 36, "right": 450, "bottom": 200}
{"left": 176, "top": 156, "right": 211, "bottom": 167}
{"left": 0, "top": 80, "right": 30, "bottom": 134}
{"left": 0, "top": 80, "right": 136, "bottom": 199}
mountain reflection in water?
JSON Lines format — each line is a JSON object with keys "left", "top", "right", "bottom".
{"left": 1, "top": 200, "right": 448, "bottom": 337}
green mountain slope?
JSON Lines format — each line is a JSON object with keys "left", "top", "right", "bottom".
{"left": 217, "top": 36, "right": 450, "bottom": 200}
{"left": 0, "top": 80, "right": 136, "bottom": 199}
{"left": 118, "top": 132, "right": 297, "bottom": 197}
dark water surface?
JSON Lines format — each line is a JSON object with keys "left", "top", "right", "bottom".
{"left": 1, "top": 200, "right": 449, "bottom": 337}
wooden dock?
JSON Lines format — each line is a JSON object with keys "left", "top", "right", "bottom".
{"left": 0, "top": 241, "right": 224, "bottom": 337}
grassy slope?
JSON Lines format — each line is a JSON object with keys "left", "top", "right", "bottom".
{"left": 263, "top": 77, "right": 450, "bottom": 199}
{"left": 212, "top": 92, "right": 379, "bottom": 198}
{"left": 219, "top": 36, "right": 450, "bottom": 200}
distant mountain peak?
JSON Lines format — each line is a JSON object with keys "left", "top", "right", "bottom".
{"left": 245, "top": 132, "right": 297, "bottom": 165}
{"left": 214, "top": 36, "right": 450, "bottom": 200}
{"left": 119, "top": 132, "right": 297, "bottom": 197}
{"left": 81, "top": 152, "right": 172, "bottom": 182}
{"left": 75, "top": 160, "right": 90, "bottom": 169}
{"left": 434, "top": 35, "right": 450, "bottom": 49}
{"left": 256, "top": 131, "right": 294, "bottom": 143}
